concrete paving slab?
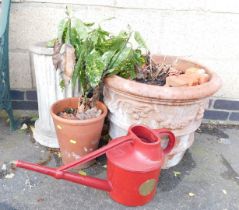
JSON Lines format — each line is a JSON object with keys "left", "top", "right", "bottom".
{"left": 0, "top": 120, "right": 239, "bottom": 210}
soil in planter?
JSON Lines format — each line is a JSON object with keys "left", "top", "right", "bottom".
{"left": 58, "top": 107, "right": 102, "bottom": 120}
{"left": 135, "top": 64, "right": 182, "bottom": 86}
{"left": 135, "top": 54, "right": 183, "bottom": 86}
{"left": 135, "top": 71, "right": 169, "bottom": 86}
{"left": 134, "top": 54, "right": 209, "bottom": 87}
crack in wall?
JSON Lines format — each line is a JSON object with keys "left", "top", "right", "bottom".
{"left": 8, "top": 1, "right": 239, "bottom": 16}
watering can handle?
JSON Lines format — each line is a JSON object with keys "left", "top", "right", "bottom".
{"left": 155, "top": 129, "right": 175, "bottom": 154}
{"left": 58, "top": 136, "right": 133, "bottom": 171}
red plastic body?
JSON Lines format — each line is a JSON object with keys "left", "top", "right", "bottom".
{"left": 15, "top": 125, "right": 175, "bottom": 206}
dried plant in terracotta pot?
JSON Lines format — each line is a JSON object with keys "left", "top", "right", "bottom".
{"left": 101, "top": 29, "right": 221, "bottom": 169}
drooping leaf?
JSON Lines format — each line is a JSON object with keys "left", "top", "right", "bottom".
{"left": 100, "top": 17, "right": 116, "bottom": 23}
{"left": 71, "top": 58, "right": 80, "bottom": 87}
{"left": 52, "top": 40, "right": 62, "bottom": 70}
{"left": 58, "top": 19, "right": 67, "bottom": 41}
{"left": 70, "top": 28, "right": 79, "bottom": 46}
{"left": 110, "top": 47, "right": 131, "bottom": 68}
{"left": 70, "top": 28, "right": 81, "bottom": 57}
{"left": 129, "top": 65, "right": 136, "bottom": 79}
{"left": 133, "top": 49, "right": 145, "bottom": 63}
{"left": 106, "top": 31, "right": 132, "bottom": 69}
{"left": 102, "top": 51, "right": 116, "bottom": 67}
{"left": 63, "top": 44, "right": 76, "bottom": 82}
{"left": 134, "top": 31, "right": 148, "bottom": 49}
{"left": 89, "top": 27, "right": 109, "bottom": 48}
{"left": 89, "top": 30, "right": 99, "bottom": 46}
{"left": 105, "top": 48, "right": 133, "bottom": 77}
{"left": 65, "top": 19, "right": 72, "bottom": 44}
{"left": 60, "top": 79, "right": 65, "bottom": 90}
{"left": 101, "top": 37, "right": 127, "bottom": 52}
{"left": 96, "top": 27, "right": 110, "bottom": 37}
{"left": 86, "top": 50, "right": 105, "bottom": 88}
{"left": 72, "top": 46, "right": 86, "bottom": 89}
{"left": 105, "top": 68, "right": 118, "bottom": 76}
{"left": 118, "top": 30, "right": 129, "bottom": 39}
{"left": 83, "top": 22, "right": 95, "bottom": 27}
{"left": 75, "top": 19, "right": 89, "bottom": 40}
{"left": 47, "top": 38, "right": 57, "bottom": 48}
{"left": 65, "top": 5, "right": 73, "bottom": 18}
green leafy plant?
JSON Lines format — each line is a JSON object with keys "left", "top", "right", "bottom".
{"left": 52, "top": 7, "right": 147, "bottom": 118}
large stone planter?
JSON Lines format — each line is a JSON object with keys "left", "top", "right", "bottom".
{"left": 30, "top": 42, "right": 78, "bottom": 148}
{"left": 103, "top": 55, "right": 222, "bottom": 169}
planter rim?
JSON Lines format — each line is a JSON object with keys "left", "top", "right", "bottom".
{"left": 51, "top": 97, "right": 108, "bottom": 126}
{"left": 104, "top": 56, "right": 222, "bottom": 100}
{"left": 30, "top": 41, "right": 54, "bottom": 55}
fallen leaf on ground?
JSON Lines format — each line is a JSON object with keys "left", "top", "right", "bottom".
{"left": 30, "top": 126, "right": 35, "bottom": 133}
{"left": 5, "top": 173, "right": 15, "bottom": 179}
{"left": 30, "top": 116, "right": 39, "bottom": 122}
{"left": 1, "top": 164, "right": 7, "bottom": 171}
{"left": 173, "top": 171, "right": 181, "bottom": 177}
{"left": 20, "top": 123, "right": 28, "bottom": 130}
{"left": 37, "top": 198, "right": 44, "bottom": 202}
{"left": 218, "top": 138, "right": 231, "bottom": 145}
{"left": 79, "top": 170, "right": 87, "bottom": 176}
{"left": 70, "top": 139, "right": 77, "bottom": 144}
{"left": 188, "top": 192, "right": 195, "bottom": 197}
{"left": 222, "top": 189, "right": 227, "bottom": 195}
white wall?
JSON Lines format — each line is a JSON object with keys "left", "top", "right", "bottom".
{"left": 2, "top": 0, "right": 239, "bottom": 98}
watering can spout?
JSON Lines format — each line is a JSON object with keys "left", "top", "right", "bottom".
{"left": 14, "top": 135, "right": 133, "bottom": 192}
{"left": 15, "top": 160, "right": 113, "bottom": 192}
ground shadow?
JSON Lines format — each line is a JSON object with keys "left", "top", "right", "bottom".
{"left": 220, "top": 155, "right": 239, "bottom": 186}
{"left": 0, "top": 203, "right": 18, "bottom": 210}
{"left": 197, "top": 123, "right": 229, "bottom": 139}
{"left": 158, "top": 150, "right": 196, "bottom": 192}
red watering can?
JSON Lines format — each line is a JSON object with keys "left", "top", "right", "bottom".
{"left": 14, "top": 125, "right": 175, "bottom": 206}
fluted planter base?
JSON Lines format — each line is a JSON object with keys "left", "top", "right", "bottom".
{"left": 31, "top": 42, "right": 78, "bottom": 148}
{"left": 33, "top": 120, "right": 59, "bottom": 148}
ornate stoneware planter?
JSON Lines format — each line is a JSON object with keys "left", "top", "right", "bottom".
{"left": 103, "top": 55, "right": 222, "bottom": 169}
{"left": 31, "top": 42, "right": 78, "bottom": 148}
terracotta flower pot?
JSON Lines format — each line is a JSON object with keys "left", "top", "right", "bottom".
{"left": 103, "top": 55, "right": 222, "bottom": 169}
{"left": 51, "top": 97, "right": 108, "bottom": 168}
